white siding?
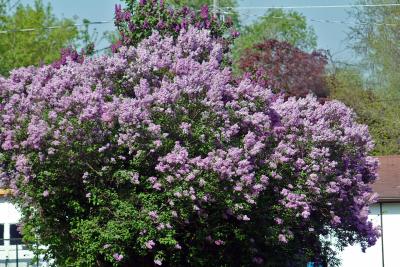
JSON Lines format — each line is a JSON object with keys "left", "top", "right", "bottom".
{"left": 0, "top": 198, "right": 38, "bottom": 266}
{"left": 340, "top": 202, "right": 400, "bottom": 267}
{"left": 0, "top": 198, "right": 20, "bottom": 223}
{"left": 381, "top": 203, "right": 400, "bottom": 267}
{"left": 339, "top": 204, "right": 383, "bottom": 267}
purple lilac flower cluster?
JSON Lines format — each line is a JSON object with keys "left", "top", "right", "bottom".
{"left": 113, "top": 0, "right": 236, "bottom": 51}
{"left": 0, "top": 27, "right": 379, "bottom": 265}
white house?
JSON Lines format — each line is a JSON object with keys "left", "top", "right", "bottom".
{"left": 0, "top": 189, "right": 45, "bottom": 267}
{"left": 340, "top": 155, "right": 400, "bottom": 267}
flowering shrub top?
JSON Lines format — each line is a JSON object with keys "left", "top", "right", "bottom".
{"left": 0, "top": 28, "right": 379, "bottom": 266}
{"left": 114, "top": 0, "right": 237, "bottom": 52}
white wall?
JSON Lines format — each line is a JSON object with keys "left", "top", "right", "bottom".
{"left": 380, "top": 203, "right": 400, "bottom": 267}
{"left": 0, "top": 198, "right": 39, "bottom": 266}
{"left": 339, "top": 204, "right": 382, "bottom": 267}
{"left": 340, "top": 202, "right": 400, "bottom": 267}
{"left": 0, "top": 198, "right": 21, "bottom": 224}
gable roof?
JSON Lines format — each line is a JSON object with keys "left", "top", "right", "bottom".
{"left": 373, "top": 155, "right": 400, "bottom": 202}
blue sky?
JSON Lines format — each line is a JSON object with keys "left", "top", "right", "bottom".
{"left": 19, "top": 0, "right": 357, "bottom": 61}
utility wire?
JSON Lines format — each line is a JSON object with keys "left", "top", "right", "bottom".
{"left": 3, "top": 3, "right": 400, "bottom": 34}
{"left": 221, "top": 9, "right": 400, "bottom": 27}
{"left": 0, "top": 20, "right": 113, "bottom": 34}
{"left": 225, "top": 3, "right": 400, "bottom": 10}
{"left": 94, "top": 45, "right": 112, "bottom": 54}
{"left": 279, "top": 16, "right": 398, "bottom": 27}
{"left": 307, "top": 18, "right": 398, "bottom": 26}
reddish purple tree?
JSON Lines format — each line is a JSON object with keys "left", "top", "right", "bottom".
{"left": 238, "top": 39, "right": 328, "bottom": 99}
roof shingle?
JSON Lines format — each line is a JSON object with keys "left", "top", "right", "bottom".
{"left": 373, "top": 155, "right": 400, "bottom": 202}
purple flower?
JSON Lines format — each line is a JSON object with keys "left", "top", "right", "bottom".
{"left": 231, "top": 30, "right": 240, "bottom": 38}
{"left": 156, "top": 20, "right": 165, "bottom": 30}
{"left": 179, "top": 122, "right": 191, "bottom": 135}
{"left": 145, "top": 240, "right": 155, "bottom": 249}
{"left": 214, "top": 239, "right": 224, "bottom": 246}
{"left": 114, "top": 5, "right": 125, "bottom": 24}
{"left": 278, "top": 234, "right": 288, "bottom": 243}
{"left": 148, "top": 211, "right": 159, "bottom": 220}
{"left": 128, "top": 22, "right": 136, "bottom": 32}
{"left": 200, "top": 5, "right": 209, "bottom": 19}
{"left": 124, "top": 11, "right": 132, "bottom": 21}
{"left": 113, "top": 253, "right": 123, "bottom": 261}
{"left": 153, "top": 182, "right": 162, "bottom": 190}
{"left": 181, "top": 19, "right": 188, "bottom": 29}
{"left": 143, "top": 20, "right": 150, "bottom": 29}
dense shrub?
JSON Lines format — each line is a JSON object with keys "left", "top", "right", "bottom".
{"left": 0, "top": 28, "right": 379, "bottom": 266}
{"left": 238, "top": 39, "right": 328, "bottom": 99}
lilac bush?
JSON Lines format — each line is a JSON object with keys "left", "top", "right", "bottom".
{"left": 113, "top": 0, "right": 237, "bottom": 53}
{"left": 0, "top": 28, "right": 379, "bottom": 266}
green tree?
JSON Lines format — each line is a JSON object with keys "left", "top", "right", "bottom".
{"left": 0, "top": 0, "right": 12, "bottom": 25}
{"left": 0, "top": 1, "right": 6, "bottom": 17}
{"left": 232, "top": 9, "right": 317, "bottom": 66}
{"left": 0, "top": 0, "right": 79, "bottom": 76}
{"left": 327, "top": 67, "right": 400, "bottom": 155}
{"left": 345, "top": 0, "right": 400, "bottom": 155}
{"left": 350, "top": 0, "right": 400, "bottom": 92}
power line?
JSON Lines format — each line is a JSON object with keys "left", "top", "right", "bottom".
{"left": 312, "top": 19, "right": 397, "bottom": 26}
{"left": 224, "top": 3, "right": 400, "bottom": 10}
{"left": 94, "top": 45, "right": 112, "bottom": 54}
{"left": 3, "top": 3, "right": 399, "bottom": 35}
{"left": 293, "top": 16, "right": 397, "bottom": 27}
{"left": 222, "top": 10, "right": 400, "bottom": 27}
{"left": 0, "top": 20, "right": 113, "bottom": 34}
